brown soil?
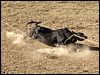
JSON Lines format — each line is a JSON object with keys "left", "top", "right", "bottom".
{"left": 1, "top": 1, "right": 99, "bottom": 74}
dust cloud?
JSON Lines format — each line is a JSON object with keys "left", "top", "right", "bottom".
{"left": 6, "top": 31, "right": 92, "bottom": 58}
{"left": 6, "top": 31, "right": 26, "bottom": 45}
{"left": 37, "top": 43, "right": 91, "bottom": 58}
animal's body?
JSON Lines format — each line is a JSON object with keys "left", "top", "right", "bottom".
{"left": 27, "top": 21, "right": 87, "bottom": 47}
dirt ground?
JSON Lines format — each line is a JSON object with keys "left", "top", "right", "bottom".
{"left": 1, "top": 1, "right": 99, "bottom": 74}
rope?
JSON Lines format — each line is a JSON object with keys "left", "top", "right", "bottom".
{"left": 64, "top": 33, "right": 99, "bottom": 46}
{"left": 64, "top": 34, "right": 85, "bottom": 44}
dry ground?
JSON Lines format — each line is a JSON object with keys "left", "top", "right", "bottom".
{"left": 1, "top": 1, "right": 99, "bottom": 74}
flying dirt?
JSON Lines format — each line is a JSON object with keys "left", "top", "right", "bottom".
{"left": 6, "top": 30, "right": 96, "bottom": 58}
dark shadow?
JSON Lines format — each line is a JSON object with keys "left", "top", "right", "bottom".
{"left": 89, "top": 46, "right": 99, "bottom": 51}
{"left": 74, "top": 43, "right": 99, "bottom": 51}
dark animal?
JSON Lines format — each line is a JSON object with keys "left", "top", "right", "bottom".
{"left": 27, "top": 21, "right": 87, "bottom": 47}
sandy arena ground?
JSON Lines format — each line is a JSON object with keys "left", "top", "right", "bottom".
{"left": 1, "top": 1, "right": 99, "bottom": 74}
